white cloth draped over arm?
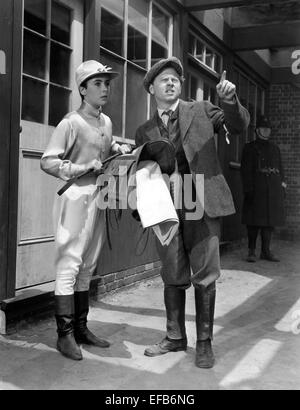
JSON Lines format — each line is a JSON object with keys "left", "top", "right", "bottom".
{"left": 136, "top": 160, "right": 179, "bottom": 246}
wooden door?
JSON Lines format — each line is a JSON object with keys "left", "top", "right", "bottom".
{"left": 16, "top": 0, "right": 84, "bottom": 289}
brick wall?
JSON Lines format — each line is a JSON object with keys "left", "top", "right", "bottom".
{"left": 90, "top": 261, "right": 162, "bottom": 300}
{"left": 269, "top": 83, "right": 300, "bottom": 240}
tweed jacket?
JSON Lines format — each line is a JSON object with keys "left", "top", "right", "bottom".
{"left": 135, "top": 98, "right": 250, "bottom": 219}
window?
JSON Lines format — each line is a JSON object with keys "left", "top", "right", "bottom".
{"left": 188, "top": 74, "right": 217, "bottom": 104}
{"left": 188, "top": 32, "right": 222, "bottom": 74}
{"left": 187, "top": 30, "right": 222, "bottom": 119}
{"left": 187, "top": 32, "right": 220, "bottom": 105}
{"left": 204, "top": 83, "right": 216, "bottom": 104}
{"left": 233, "top": 68, "right": 266, "bottom": 142}
{"left": 22, "top": 0, "right": 72, "bottom": 126}
{"left": 232, "top": 68, "right": 266, "bottom": 162}
{"left": 128, "top": 0, "right": 148, "bottom": 68}
{"left": 100, "top": 7, "right": 124, "bottom": 56}
{"left": 100, "top": 0, "right": 173, "bottom": 140}
{"left": 151, "top": 4, "right": 170, "bottom": 65}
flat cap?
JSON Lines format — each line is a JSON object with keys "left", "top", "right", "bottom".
{"left": 256, "top": 115, "right": 271, "bottom": 128}
{"left": 75, "top": 60, "right": 119, "bottom": 88}
{"left": 143, "top": 57, "right": 184, "bottom": 93}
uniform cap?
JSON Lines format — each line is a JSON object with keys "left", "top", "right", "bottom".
{"left": 256, "top": 115, "right": 271, "bottom": 128}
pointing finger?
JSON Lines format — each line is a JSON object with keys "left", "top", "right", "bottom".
{"left": 220, "top": 70, "right": 226, "bottom": 83}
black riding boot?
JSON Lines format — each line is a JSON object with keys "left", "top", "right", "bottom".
{"left": 55, "top": 295, "right": 82, "bottom": 361}
{"left": 246, "top": 249, "right": 256, "bottom": 262}
{"left": 194, "top": 283, "right": 216, "bottom": 368}
{"left": 74, "top": 291, "right": 110, "bottom": 348}
{"left": 144, "top": 287, "right": 187, "bottom": 357}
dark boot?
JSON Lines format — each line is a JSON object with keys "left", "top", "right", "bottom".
{"left": 194, "top": 283, "right": 216, "bottom": 368}
{"left": 55, "top": 295, "right": 82, "bottom": 361}
{"left": 246, "top": 249, "right": 256, "bottom": 263}
{"left": 144, "top": 287, "right": 187, "bottom": 357}
{"left": 260, "top": 227, "right": 280, "bottom": 262}
{"left": 74, "top": 291, "right": 110, "bottom": 348}
{"left": 247, "top": 226, "right": 259, "bottom": 257}
{"left": 260, "top": 251, "right": 280, "bottom": 262}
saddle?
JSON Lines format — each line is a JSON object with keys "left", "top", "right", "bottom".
{"left": 96, "top": 139, "right": 177, "bottom": 251}
{"left": 96, "top": 139, "right": 176, "bottom": 210}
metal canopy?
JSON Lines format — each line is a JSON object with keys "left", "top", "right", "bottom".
{"left": 184, "top": 0, "right": 300, "bottom": 83}
{"left": 184, "top": 0, "right": 299, "bottom": 12}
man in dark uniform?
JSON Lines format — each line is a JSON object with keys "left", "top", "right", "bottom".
{"left": 241, "top": 116, "right": 286, "bottom": 263}
{"left": 135, "top": 57, "right": 249, "bottom": 368}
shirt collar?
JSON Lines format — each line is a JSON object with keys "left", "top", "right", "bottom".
{"left": 80, "top": 100, "right": 102, "bottom": 119}
{"left": 157, "top": 99, "right": 180, "bottom": 119}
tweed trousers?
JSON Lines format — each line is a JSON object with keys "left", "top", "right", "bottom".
{"left": 155, "top": 209, "right": 221, "bottom": 290}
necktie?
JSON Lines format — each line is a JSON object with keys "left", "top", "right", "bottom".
{"left": 162, "top": 110, "right": 173, "bottom": 127}
{"left": 97, "top": 107, "right": 102, "bottom": 121}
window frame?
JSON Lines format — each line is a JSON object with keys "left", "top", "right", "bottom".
{"left": 232, "top": 67, "right": 266, "bottom": 164}
{"left": 187, "top": 71, "right": 218, "bottom": 105}
{"left": 99, "top": 0, "right": 173, "bottom": 141}
{"left": 22, "top": 0, "right": 73, "bottom": 126}
{"left": 233, "top": 68, "right": 266, "bottom": 139}
{"left": 188, "top": 30, "right": 223, "bottom": 76}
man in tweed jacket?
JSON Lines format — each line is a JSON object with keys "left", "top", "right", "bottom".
{"left": 135, "top": 57, "right": 249, "bottom": 368}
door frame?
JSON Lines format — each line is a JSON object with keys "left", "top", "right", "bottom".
{"left": 16, "top": 0, "right": 84, "bottom": 289}
{"left": 0, "top": 0, "right": 23, "bottom": 301}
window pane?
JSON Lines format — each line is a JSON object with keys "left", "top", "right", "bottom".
{"left": 151, "top": 5, "right": 169, "bottom": 64}
{"left": 204, "top": 83, "right": 210, "bottom": 100}
{"left": 189, "top": 75, "right": 203, "bottom": 102}
{"left": 210, "top": 87, "right": 216, "bottom": 104}
{"left": 188, "top": 34, "right": 195, "bottom": 55}
{"left": 24, "top": 0, "right": 46, "bottom": 35}
{"left": 22, "top": 77, "right": 46, "bottom": 123}
{"left": 214, "top": 54, "right": 221, "bottom": 73}
{"left": 23, "top": 31, "right": 47, "bottom": 79}
{"left": 101, "top": 8, "right": 124, "bottom": 56}
{"left": 239, "top": 74, "right": 248, "bottom": 109}
{"left": 205, "top": 48, "right": 214, "bottom": 68}
{"left": 49, "top": 85, "right": 70, "bottom": 126}
{"left": 196, "top": 40, "right": 204, "bottom": 61}
{"left": 126, "top": 64, "right": 147, "bottom": 139}
{"left": 190, "top": 75, "right": 198, "bottom": 101}
{"left": 151, "top": 42, "right": 167, "bottom": 64}
{"left": 51, "top": 1, "right": 71, "bottom": 45}
{"left": 128, "top": 0, "right": 148, "bottom": 68}
{"left": 248, "top": 82, "right": 256, "bottom": 124}
{"left": 101, "top": 0, "right": 124, "bottom": 19}
{"left": 128, "top": 27, "right": 147, "bottom": 68}
{"left": 50, "top": 43, "right": 71, "bottom": 87}
{"left": 99, "top": 52, "right": 123, "bottom": 137}
{"left": 204, "top": 83, "right": 217, "bottom": 103}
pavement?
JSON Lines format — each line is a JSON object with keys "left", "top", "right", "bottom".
{"left": 0, "top": 239, "right": 299, "bottom": 390}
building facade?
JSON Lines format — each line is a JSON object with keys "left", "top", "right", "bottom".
{"left": 0, "top": 0, "right": 299, "bottom": 322}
